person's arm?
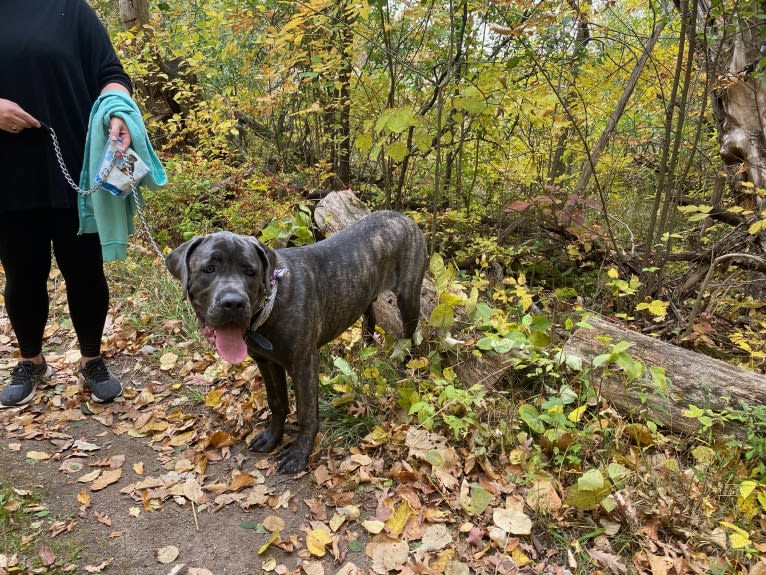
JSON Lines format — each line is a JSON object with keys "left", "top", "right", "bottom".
{"left": 100, "top": 83, "right": 132, "bottom": 148}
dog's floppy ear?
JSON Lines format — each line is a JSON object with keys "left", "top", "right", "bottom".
{"left": 166, "top": 236, "right": 205, "bottom": 296}
{"left": 246, "top": 237, "right": 277, "bottom": 292}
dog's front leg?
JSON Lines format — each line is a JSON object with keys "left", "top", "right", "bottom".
{"left": 249, "top": 359, "right": 289, "bottom": 453}
{"left": 276, "top": 352, "right": 320, "bottom": 474}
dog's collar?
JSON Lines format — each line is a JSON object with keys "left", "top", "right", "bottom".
{"left": 247, "top": 268, "right": 288, "bottom": 350}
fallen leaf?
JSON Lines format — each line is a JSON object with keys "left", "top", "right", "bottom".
{"left": 336, "top": 563, "right": 362, "bottom": 575}
{"left": 263, "top": 515, "right": 286, "bottom": 532}
{"left": 83, "top": 558, "right": 114, "bottom": 573}
{"left": 229, "top": 471, "right": 259, "bottom": 492}
{"left": 525, "top": 479, "right": 562, "bottom": 513}
{"left": 156, "top": 545, "right": 180, "bottom": 564}
{"left": 77, "top": 490, "right": 92, "bottom": 507}
{"left": 421, "top": 524, "right": 452, "bottom": 552}
{"left": 160, "top": 352, "right": 178, "bottom": 371}
{"left": 183, "top": 477, "right": 207, "bottom": 504}
{"left": 38, "top": 544, "right": 56, "bottom": 566}
{"left": 133, "top": 461, "right": 144, "bottom": 474}
{"left": 362, "top": 520, "right": 385, "bottom": 534}
{"left": 367, "top": 536, "right": 409, "bottom": 574}
{"left": 647, "top": 554, "right": 674, "bottom": 575}
{"left": 168, "top": 430, "right": 196, "bottom": 447}
{"left": 205, "top": 389, "right": 225, "bottom": 407}
{"left": 302, "top": 560, "right": 324, "bottom": 575}
{"left": 91, "top": 468, "right": 122, "bottom": 491}
{"left": 385, "top": 502, "right": 414, "bottom": 536}
{"left": 258, "top": 530, "right": 281, "bottom": 554}
{"left": 26, "top": 451, "right": 51, "bottom": 461}
{"left": 95, "top": 512, "right": 112, "bottom": 527}
{"left": 307, "top": 528, "right": 333, "bottom": 557}
{"left": 208, "top": 430, "right": 235, "bottom": 448}
{"left": 587, "top": 548, "right": 627, "bottom": 574}
{"left": 493, "top": 508, "right": 532, "bottom": 535}
{"left": 77, "top": 470, "right": 101, "bottom": 483}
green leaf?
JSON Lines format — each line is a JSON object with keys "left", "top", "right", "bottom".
{"left": 428, "top": 303, "right": 455, "bottom": 329}
{"left": 466, "top": 484, "right": 493, "bottom": 515}
{"left": 413, "top": 130, "right": 431, "bottom": 153}
{"left": 518, "top": 404, "right": 544, "bottom": 434}
{"left": 578, "top": 469, "right": 605, "bottom": 491}
{"left": 607, "top": 463, "right": 631, "bottom": 487}
{"left": 386, "top": 141, "right": 408, "bottom": 161}
{"left": 354, "top": 133, "right": 373, "bottom": 153}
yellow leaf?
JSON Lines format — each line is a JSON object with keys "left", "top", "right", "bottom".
{"left": 385, "top": 502, "right": 414, "bottom": 536}
{"left": 330, "top": 512, "right": 346, "bottom": 532}
{"left": 168, "top": 430, "right": 196, "bottom": 447}
{"left": 748, "top": 218, "right": 766, "bottom": 235}
{"left": 362, "top": 520, "right": 385, "bottom": 534}
{"left": 568, "top": 405, "right": 587, "bottom": 423}
{"left": 511, "top": 547, "right": 531, "bottom": 567}
{"left": 205, "top": 389, "right": 225, "bottom": 407}
{"left": 258, "top": 530, "right": 280, "bottom": 555}
{"left": 720, "top": 521, "right": 752, "bottom": 549}
{"left": 306, "top": 528, "right": 333, "bottom": 557}
{"left": 740, "top": 480, "right": 758, "bottom": 500}
{"left": 77, "top": 490, "right": 92, "bottom": 507}
{"left": 607, "top": 267, "right": 619, "bottom": 279}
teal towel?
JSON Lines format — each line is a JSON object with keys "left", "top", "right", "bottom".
{"left": 78, "top": 90, "right": 167, "bottom": 261}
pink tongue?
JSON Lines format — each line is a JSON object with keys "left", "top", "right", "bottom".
{"left": 214, "top": 324, "right": 248, "bottom": 364}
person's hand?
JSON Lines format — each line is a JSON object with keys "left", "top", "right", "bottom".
{"left": 108, "top": 116, "right": 131, "bottom": 150}
{"left": 0, "top": 98, "right": 40, "bottom": 134}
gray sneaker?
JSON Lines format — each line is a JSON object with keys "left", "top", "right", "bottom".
{"left": 0, "top": 359, "right": 53, "bottom": 407}
{"left": 79, "top": 358, "right": 123, "bottom": 403}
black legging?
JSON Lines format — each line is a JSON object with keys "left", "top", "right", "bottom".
{"left": 0, "top": 208, "right": 108, "bottom": 358}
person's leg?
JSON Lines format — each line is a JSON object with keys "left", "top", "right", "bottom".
{"left": 51, "top": 208, "right": 121, "bottom": 402}
{"left": 50, "top": 208, "right": 108, "bottom": 359}
{"left": 0, "top": 209, "right": 54, "bottom": 406}
{"left": 0, "top": 210, "right": 52, "bottom": 358}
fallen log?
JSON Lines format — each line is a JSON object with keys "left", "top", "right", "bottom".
{"left": 562, "top": 316, "right": 766, "bottom": 438}
{"left": 314, "top": 191, "right": 515, "bottom": 388}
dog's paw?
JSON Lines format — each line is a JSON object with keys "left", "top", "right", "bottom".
{"left": 276, "top": 445, "right": 309, "bottom": 474}
{"left": 248, "top": 429, "right": 281, "bottom": 453}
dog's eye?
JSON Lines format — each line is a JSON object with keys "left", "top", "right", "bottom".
{"left": 244, "top": 269, "right": 256, "bottom": 277}
{"left": 203, "top": 265, "right": 215, "bottom": 273}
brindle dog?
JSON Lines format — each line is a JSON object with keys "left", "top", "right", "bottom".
{"left": 166, "top": 211, "right": 427, "bottom": 473}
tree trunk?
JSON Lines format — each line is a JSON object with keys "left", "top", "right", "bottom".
{"left": 562, "top": 316, "right": 765, "bottom": 439}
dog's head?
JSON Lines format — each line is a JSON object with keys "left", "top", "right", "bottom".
{"left": 166, "top": 231, "right": 277, "bottom": 363}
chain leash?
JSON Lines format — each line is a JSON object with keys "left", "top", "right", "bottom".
{"left": 44, "top": 124, "right": 165, "bottom": 260}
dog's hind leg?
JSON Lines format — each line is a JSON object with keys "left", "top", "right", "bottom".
{"left": 249, "top": 359, "right": 289, "bottom": 454}
{"left": 397, "top": 291, "right": 421, "bottom": 341}
{"left": 362, "top": 305, "right": 377, "bottom": 345}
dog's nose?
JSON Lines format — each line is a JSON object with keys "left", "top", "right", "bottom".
{"left": 219, "top": 292, "right": 247, "bottom": 311}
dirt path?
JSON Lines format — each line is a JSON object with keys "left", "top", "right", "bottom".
{"left": 0, "top": 359, "right": 375, "bottom": 575}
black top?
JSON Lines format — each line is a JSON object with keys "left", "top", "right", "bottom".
{"left": 0, "top": 0, "right": 132, "bottom": 214}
